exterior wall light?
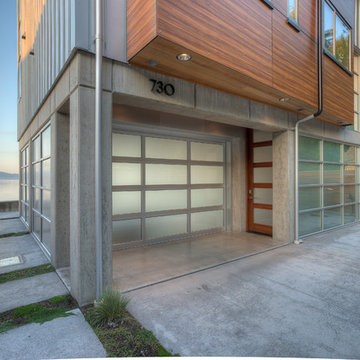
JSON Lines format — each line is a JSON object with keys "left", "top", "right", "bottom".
{"left": 279, "top": 97, "right": 290, "bottom": 102}
{"left": 176, "top": 53, "right": 192, "bottom": 62}
{"left": 147, "top": 59, "right": 159, "bottom": 67}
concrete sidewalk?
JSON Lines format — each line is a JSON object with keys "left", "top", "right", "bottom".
{"left": 0, "top": 218, "right": 27, "bottom": 236}
{"left": 127, "top": 223, "right": 360, "bottom": 358}
{"left": 0, "top": 217, "right": 107, "bottom": 359}
{"left": 0, "top": 308, "right": 107, "bottom": 360}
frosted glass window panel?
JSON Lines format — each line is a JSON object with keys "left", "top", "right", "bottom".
{"left": 344, "top": 165, "right": 356, "bottom": 183}
{"left": 191, "top": 142, "right": 223, "bottom": 162}
{"left": 344, "top": 185, "right": 356, "bottom": 204}
{"left": 254, "top": 167, "right": 272, "bottom": 183}
{"left": 253, "top": 188, "right": 273, "bottom": 205}
{"left": 253, "top": 130, "right": 272, "bottom": 143}
{"left": 146, "top": 164, "right": 187, "bottom": 185}
{"left": 299, "top": 163, "right": 320, "bottom": 185}
{"left": 324, "top": 141, "right": 340, "bottom": 163}
{"left": 42, "top": 127, "right": 51, "bottom": 158}
{"left": 33, "top": 213, "right": 41, "bottom": 239}
{"left": 323, "top": 186, "right": 341, "bottom": 207}
{"left": 324, "top": 207, "right": 342, "bottom": 229}
{"left": 299, "top": 187, "right": 321, "bottom": 210}
{"left": 146, "top": 137, "right": 187, "bottom": 160}
{"left": 299, "top": 211, "right": 321, "bottom": 236}
{"left": 21, "top": 168, "right": 26, "bottom": 185}
{"left": 112, "top": 191, "right": 141, "bottom": 215}
{"left": 112, "top": 134, "right": 141, "bottom": 158}
{"left": 25, "top": 167, "right": 29, "bottom": 185}
{"left": 191, "top": 188, "right": 224, "bottom": 208}
{"left": 344, "top": 205, "right": 356, "bottom": 224}
{"left": 344, "top": 145, "right": 356, "bottom": 164}
{"left": 33, "top": 163, "right": 41, "bottom": 186}
{"left": 299, "top": 137, "right": 320, "bottom": 161}
{"left": 253, "top": 146, "right": 272, "bottom": 163}
{"left": 146, "top": 190, "right": 187, "bottom": 212}
{"left": 146, "top": 214, "right": 187, "bottom": 240}
{"left": 253, "top": 208, "right": 272, "bottom": 226}
{"left": 191, "top": 210, "right": 223, "bottom": 232}
{"left": 324, "top": 164, "right": 341, "bottom": 184}
{"left": 33, "top": 188, "right": 41, "bottom": 212}
{"left": 42, "top": 219, "right": 51, "bottom": 251}
{"left": 42, "top": 159, "right": 51, "bottom": 188}
{"left": 112, "top": 163, "right": 141, "bottom": 186}
{"left": 33, "top": 137, "right": 41, "bottom": 162}
{"left": 113, "top": 219, "right": 141, "bottom": 244}
{"left": 191, "top": 166, "right": 223, "bottom": 184}
{"left": 42, "top": 190, "right": 51, "bottom": 219}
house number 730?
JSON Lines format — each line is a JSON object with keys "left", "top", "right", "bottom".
{"left": 149, "top": 79, "right": 175, "bottom": 97}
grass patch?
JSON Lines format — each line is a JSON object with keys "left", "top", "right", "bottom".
{"left": 82, "top": 290, "right": 175, "bottom": 357}
{"left": 83, "top": 306, "right": 174, "bottom": 357}
{"left": 0, "top": 231, "right": 29, "bottom": 239}
{"left": 0, "top": 264, "right": 55, "bottom": 284}
{"left": 0, "top": 294, "right": 77, "bottom": 333}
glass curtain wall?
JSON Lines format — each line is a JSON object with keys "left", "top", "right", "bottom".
{"left": 32, "top": 125, "right": 51, "bottom": 253}
{"left": 20, "top": 146, "right": 30, "bottom": 225}
{"left": 298, "top": 136, "right": 359, "bottom": 237}
{"left": 112, "top": 132, "right": 226, "bottom": 248}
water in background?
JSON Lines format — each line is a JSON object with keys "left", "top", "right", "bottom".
{"left": 0, "top": 180, "right": 19, "bottom": 201}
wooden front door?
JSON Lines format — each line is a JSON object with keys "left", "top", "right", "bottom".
{"left": 247, "top": 129, "right": 273, "bottom": 235}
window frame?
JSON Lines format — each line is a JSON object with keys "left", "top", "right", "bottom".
{"left": 261, "top": 0, "right": 274, "bottom": 10}
{"left": 323, "top": 0, "right": 352, "bottom": 74}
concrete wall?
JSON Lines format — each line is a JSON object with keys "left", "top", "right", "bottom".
{"left": 0, "top": 202, "right": 19, "bottom": 213}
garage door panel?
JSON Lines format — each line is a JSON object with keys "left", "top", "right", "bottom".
{"left": 112, "top": 131, "right": 227, "bottom": 247}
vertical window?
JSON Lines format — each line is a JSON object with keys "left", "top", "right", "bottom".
{"left": 288, "top": 0, "right": 298, "bottom": 23}
{"left": 355, "top": 0, "right": 359, "bottom": 48}
{"left": 352, "top": 56, "right": 360, "bottom": 131}
{"left": 323, "top": 1, "right": 351, "bottom": 71}
{"left": 20, "top": 145, "right": 30, "bottom": 226}
{"left": 32, "top": 125, "right": 52, "bottom": 253}
{"left": 324, "top": 2, "right": 334, "bottom": 53}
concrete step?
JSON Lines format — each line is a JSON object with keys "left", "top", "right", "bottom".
{"left": 0, "top": 272, "right": 69, "bottom": 313}
{"left": 0, "top": 218, "right": 27, "bottom": 236}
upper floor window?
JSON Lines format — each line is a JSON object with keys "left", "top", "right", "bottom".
{"left": 288, "top": 0, "right": 298, "bottom": 23}
{"left": 355, "top": 0, "right": 359, "bottom": 48}
{"left": 323, "top": 0, "right": 351, "bottom": 71}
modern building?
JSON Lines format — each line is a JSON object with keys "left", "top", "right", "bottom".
{"left": 18, "top": 0, "right": 360, "bottom": 305}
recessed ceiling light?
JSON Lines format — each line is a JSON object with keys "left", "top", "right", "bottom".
{"left": 176, "top": 53, "right": 192, "bottom": 62}
{"left": 147, "top": 59, "right": 159, "bottom": 67}
{"left": 279, "top": 97, "right": 290, "bottom": 102}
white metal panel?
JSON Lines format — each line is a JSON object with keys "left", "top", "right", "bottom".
{"left": 104, "top": 0, "right": 126, "bottom": 62}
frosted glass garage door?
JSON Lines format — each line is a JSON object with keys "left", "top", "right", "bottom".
{"left": 112, "top": 132, "right": 227, "bottom": 248}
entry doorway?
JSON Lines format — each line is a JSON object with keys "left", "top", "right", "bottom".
{"left": 247, "top": 129, "right": 273, "bottom": 235}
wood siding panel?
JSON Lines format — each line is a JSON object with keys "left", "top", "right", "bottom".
{"left": 272, "top": 10, "right": 318, "bottom": 107}
{"left": 157, "top": 0, "right": 273, "bottom": 86}
{"left": 322, "top": 55, "right": 353, "bottom": 124}
{"left": 127, "top": 0, "right": 157, "bottom": 60}
{"left": 130, "top": 37, "right": 317, "bottom": 116}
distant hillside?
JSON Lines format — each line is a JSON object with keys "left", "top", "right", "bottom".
{"left": 0, "top": 172, "right": 19, "bottom": 180}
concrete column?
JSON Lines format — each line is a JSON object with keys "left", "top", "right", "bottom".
{"left": 231, "top": 129, "right": 246, "bottom": 232}
{"left": 272, "top": 130, "right": 295, "bottom": 244}
{"left": 50, "top": 112, "right": 70, "bottom": 268}
{"left": 69, "top": 86, "right": 112, "bottom": 305}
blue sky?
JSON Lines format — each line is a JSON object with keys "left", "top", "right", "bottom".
{"left": 0, "top": 1, "right": 18, "bottom": 174}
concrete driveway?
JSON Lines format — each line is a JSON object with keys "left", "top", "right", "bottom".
{"left": 127, "top": 224, "right": 360, "bottom": 358}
